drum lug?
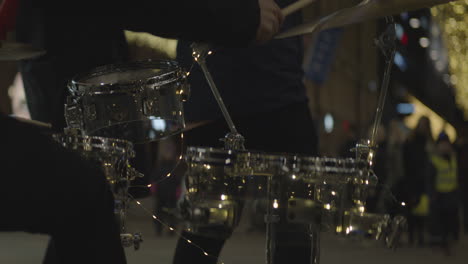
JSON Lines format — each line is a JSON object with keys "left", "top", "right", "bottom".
{"left": 143, "top": 98, "right": 159, "bottom": 116}
{"left": 64, "top": 100, "right": 83, "bottom": 130}
{"left": 221, "top": 132, "right": 245, "bottom": 150}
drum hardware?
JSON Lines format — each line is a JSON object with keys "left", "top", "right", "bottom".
{"left": 191, "top": 42, "right": 245, "bottom": 151}
{"left": 52, "top": 133, "right": 144, "bottom": 249}
{"left": 184, "top": 40, "right": 401, "bottom": 258}
{"left": 64, "top": 60, "right": 189, "bottom": 143}
{"left": 121, "top": 233, "right": 143, "bottom": 250}
{"left": 369, "top": 18, "right": 396, "bottom": 151}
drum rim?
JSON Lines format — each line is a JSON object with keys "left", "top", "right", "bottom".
{"left": 68, "top": 60, "right": 184, "bottom": 95}
{"left": 185, "top": 146, "right": 368, "bottom": 179}
{"left": 52, "top": 134, "right": 135, "bottom": 158}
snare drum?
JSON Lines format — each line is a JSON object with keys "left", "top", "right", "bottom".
{"left": 234, "top": 152, "right": 375, "bottom": 225}
{"left": 65, "top": 60, "right": 189, "bottom": 143}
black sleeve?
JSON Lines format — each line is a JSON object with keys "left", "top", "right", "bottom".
{"left": 121, "top": 0, "right": 260, "bottom": 47}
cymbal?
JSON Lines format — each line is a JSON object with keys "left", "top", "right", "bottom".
{"left": 0, "top": 41, "right": 46, "bottom": 61}
{"left": 276, "top": 0, "right": 453, "bottom": 39}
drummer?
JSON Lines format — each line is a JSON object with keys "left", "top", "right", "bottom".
{"left": 173, "top": 1, "right": 318, "bottom": 263}
{"left": 0, "top": 0, "right": 283, "bottom": 263}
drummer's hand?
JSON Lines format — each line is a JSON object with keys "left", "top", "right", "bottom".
{"left": 256, "top": 0, "right": 284, "bottom": 44}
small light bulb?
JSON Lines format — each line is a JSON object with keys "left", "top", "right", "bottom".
{"left": 273, "top": 199, "right": 279, "bottom": 209}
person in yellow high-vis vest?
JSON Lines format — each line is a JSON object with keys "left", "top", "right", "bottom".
{"left": 429, "top": 132, "right": 460, "bottom": 255}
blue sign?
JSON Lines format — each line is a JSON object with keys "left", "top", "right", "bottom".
{"left": 305, "top": 28, "right": 344, "bottom": 85}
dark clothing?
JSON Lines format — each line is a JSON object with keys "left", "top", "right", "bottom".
{"left": 173, "top": 101, "right": 318, "bottom": 264}
{"left": 429, "top": 191, "right": 459, "bottom": 246}
{"left": 401, "top": 135, "right": 433, "bottom": 245}
{"left": 402, "top": 136, "right": 433, "bottom": 202}
{"left": 456, "top": 142, "right": 468, "bottom": 233}
{"left": 0, "top": 115, "right": 126, "bottom": 264}
{"left": 178, "top": 0, "right": 306, "bottom": 122}
{"left": 407, "top": 215, "right": 426, "bottom": 246}
{"left": 16, "top": 0, "right": 260, "bottom": 129}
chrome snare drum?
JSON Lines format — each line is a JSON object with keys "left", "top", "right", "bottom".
{"left": 234, "top": 152, "right": 375, "bottom": 225}
{"left": 65, "top": 60, "right": 189, "bottom": 143}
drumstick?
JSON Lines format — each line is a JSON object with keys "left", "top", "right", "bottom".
{"left": 281, "top": 0, "right": 316, "bottom": 17}
{"left": 11, "top": 115, "right": 52, "bottom": 129}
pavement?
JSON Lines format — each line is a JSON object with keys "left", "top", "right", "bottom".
{"left": 1, "top": 198, "right": 467, "bottom": 264}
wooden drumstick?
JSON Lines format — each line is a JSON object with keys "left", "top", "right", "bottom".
{"left": 12, "top": 116, "right": 52, "bottom": 129}
{"left": 281, "top": 0, "right": 316, "bottom": 17}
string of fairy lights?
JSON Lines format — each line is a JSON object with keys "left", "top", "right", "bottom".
{"left": 130, "top": 195, "right": 226, "bottom": 264}
{"left": 431, "top": 1, "right": 468, "bottom": 120}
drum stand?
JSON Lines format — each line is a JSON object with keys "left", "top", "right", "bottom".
{"left": 116, "top": 166, "right": 144, "bottom": 250}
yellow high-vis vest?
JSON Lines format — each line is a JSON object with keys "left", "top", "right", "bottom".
{"left": 431, "top": 154, "right": 457, "bottom": 193}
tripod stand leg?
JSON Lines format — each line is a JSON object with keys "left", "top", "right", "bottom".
{"left": 265, "top": 175, "right": 280, "bottom": 264}
{"left": 309, "top": 227, "right": 321, "bottom": 264}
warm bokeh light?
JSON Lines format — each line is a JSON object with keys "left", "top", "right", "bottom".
{"left": 432, "top": 1, "right": 468, "bottom": 120}
{"left": 405, "top": 95, "right": 457, "bottom": 142}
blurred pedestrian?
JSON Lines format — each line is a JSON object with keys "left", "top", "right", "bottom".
{"left": 455, "top": 127, "right": 468, "bottom": 235}
{"left": 382, "top": 118, "right": 408, "bottom": 215}
{"left": 429, "top": 132, "right": 460, "bottom": 255}
{"left": 401, "top": 116, "right": 434, "bottom": 246}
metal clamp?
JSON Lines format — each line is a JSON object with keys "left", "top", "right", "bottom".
{"left": 121, "top": 233, "right": 143, "bottom": 250}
